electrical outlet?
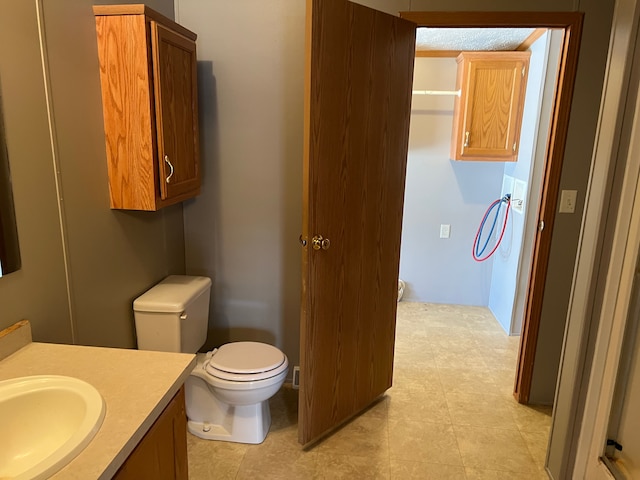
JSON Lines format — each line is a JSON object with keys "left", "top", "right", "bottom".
{"left": 559, "top": 190, "right": 578, "bottom": 213}
{"left": 440, "top": 224, "right": 450, "bottom": 238}
{"left": 512, "top": 179, "right": 527, "bottom": 214}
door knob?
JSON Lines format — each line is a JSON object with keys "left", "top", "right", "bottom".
{"left": 312, "top": 235, "right": 330, "bottom": 250}
{"left": 299, "top": 235, "right": 307, "bottom": 247}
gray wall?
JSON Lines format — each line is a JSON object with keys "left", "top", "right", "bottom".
{"left": 39, "top": 0, "right": 185, "bottom": 348}
{"left": 0, "top": 0, "right": 185, "bottom": 348}
{"left": 0, "top": 0, "right": 71, "bottom": 342}
{"left": 0, "top": 0, "right": 615, "bottom": 440}
{"left": 176, "top": 0, "right": 614, "bottom": 395}
{"left": 175, "top": 1, "right": 305, "bottom": 365}
{"left": 528, "top": 0, "right": 615, "bottom": 405}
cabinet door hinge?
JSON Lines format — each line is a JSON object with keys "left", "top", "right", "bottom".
{"left": 522, "top": 67, "right": 526, "bottom": 77}
{"left": 513, "top": 142, "right": 517, "bottom": 152}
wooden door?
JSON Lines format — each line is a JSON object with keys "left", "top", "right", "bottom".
{"left": 299, "top": 0, "right": 415, "bottom": 445}
{"left": 151, "top": 22, "right": 200, "bottom": 201}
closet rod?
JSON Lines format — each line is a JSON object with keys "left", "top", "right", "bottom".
{"left": 412, "top": 89, "right": 461, "bottom": 96}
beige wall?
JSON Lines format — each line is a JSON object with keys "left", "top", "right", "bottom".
{"left": 0, "top": 0, "right": 185, "bottom": 348}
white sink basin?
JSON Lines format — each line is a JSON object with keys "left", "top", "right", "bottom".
{"left": 0, "top": 375, "right": 105, "bottom": 479}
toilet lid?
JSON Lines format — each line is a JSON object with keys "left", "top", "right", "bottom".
{"left": 204, "top": 342, "right": 288, "bottom": 382}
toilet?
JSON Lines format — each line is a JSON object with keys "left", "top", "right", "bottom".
{"left": 133, "top": 275, "right": 288, "bottom": 444}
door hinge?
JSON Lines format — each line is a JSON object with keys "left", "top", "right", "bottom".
{"left": 607, "top": 439, "right": 623, "bottom": 452}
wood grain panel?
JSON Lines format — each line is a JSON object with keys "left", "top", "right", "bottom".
{"left": 95, "top": 8, "right": 200, "bottom": 211}
{"left": 95, "top": 14, "right": 156, "bottom": 210}
{"left": 416, "top": 50, "right": 461, "bottom": 57}
{"left": 451, "top": 51, "right": 530, "bottom": 161}
{"left": 93, "top": 5, "right": 196, "bottom": 41}
{"left": 151, "top": 22, "right": 200, "bottom": 201}
{"left": 114, "top": 386, "right": 188, "bottom": 480}
{"left": 299, "top": 0, "right": 415, "bottom": 445}
{"left": 517, "top": 28, "right": 547, "bottom": 51}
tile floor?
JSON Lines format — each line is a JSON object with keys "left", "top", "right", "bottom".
{"left": 187, "top": 302, "right": 552, "bottom": 479}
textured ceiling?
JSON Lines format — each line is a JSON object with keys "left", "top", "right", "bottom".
{"left": 416, "top": 27, "right": 537, "bottom": 52}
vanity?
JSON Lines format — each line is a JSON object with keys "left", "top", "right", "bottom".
{"left": 0, "top": 320, "right": 195, "bottom": 479}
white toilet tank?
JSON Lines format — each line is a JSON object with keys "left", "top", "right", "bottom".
{"left": 133, "top": 275, "right": 212, "bottom": 353}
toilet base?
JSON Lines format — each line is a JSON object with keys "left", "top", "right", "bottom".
{"left": 187, "top": 400, "right": 271, "bottom": 444}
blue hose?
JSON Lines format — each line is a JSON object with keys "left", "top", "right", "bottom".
{"left": 474, "top": 194, "right": 511, "bottom": 258}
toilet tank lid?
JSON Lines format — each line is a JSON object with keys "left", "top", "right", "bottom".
{"left": 133, "top": 275, "right": 212, "bottom": 313}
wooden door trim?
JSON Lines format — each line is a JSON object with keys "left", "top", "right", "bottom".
{"left": 400, "top": 11, "right": 584, "bottom": 404}
{"left": 518, "top": 28, "right": 548, "bottom": 52}
{"left": 298, "top": 0, "right": 312, "bottom": 444}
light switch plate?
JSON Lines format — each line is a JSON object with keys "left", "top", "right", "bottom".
{"left": 559, "top": 190, "right": 578, "bottom": 213}
{"left": 440, "top": 224, "right": 450, "bottom": 238}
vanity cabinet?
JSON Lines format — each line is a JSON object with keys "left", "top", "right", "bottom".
{"left": 94, "top": 5, "right": 200, "bottom": 211}
{"left": 114, "top": 386, "right": 188, "bottom": 480}
{"left": 450, "top": 51, "right": 530, "bottom": 162}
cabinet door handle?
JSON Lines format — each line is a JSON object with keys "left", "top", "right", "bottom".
{"left": 464, "top": 131, "right": 470, "bottom": 147}
{"left": 164, "top": 155, "right": 174, "bottom": 184}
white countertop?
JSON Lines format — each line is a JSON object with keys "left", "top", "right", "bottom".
{"left": 0, "top": 341, "right": 195, "bottom": 479}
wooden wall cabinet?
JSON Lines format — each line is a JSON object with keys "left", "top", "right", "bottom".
{"left": 114, "top": 386, "right": 188, "bottom": 480}
{"left": 94, "top": 5, "right": 200, "bottom": 211}
{"left": 451, "top": 51, "right": 530, "bottom": 162}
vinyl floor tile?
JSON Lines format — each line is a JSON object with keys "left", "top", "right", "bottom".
{"left": 186, "top": 303, "right": 552, "bottom": 479}
{"left": 316, "top": 414, "right": 389, "bottom": 457}
{"left": 389, "top": 420, "right": 463, "bottom": 465}
{"left": 387, "top": 385, "right": 452, "bottom": 424}
{"left": 446, "top": 391, "right": 519, "bottom": 429}
{"left": 390, "top": 459, "right": 466, "bottom": 479}
{"left": 465, "top": 467, "right": 550, "bottom": 479}
{"left": 315, "top": 452, "right": 390, "bottom": 479}
{"left": 454, "top": 425, "right": 538, "bottom": 473}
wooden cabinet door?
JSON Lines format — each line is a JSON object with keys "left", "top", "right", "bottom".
{"left": 452, "top": 52, "right": 529, "bottom": 161}
{"left": 114, "top": 387, "right": 188, "bottom": 480}
{"left": 151, "top": 22, "right": 200, "bottom": 201}
{"left": 95, "top": 6, "right": 200, "bottom": 211}
{"left": 299, "top": 0, "right": 415, "bottom": 445}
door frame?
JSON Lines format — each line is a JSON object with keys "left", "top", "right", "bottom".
{"left": 399, "top": 11, "right": 583, "bottom": 404}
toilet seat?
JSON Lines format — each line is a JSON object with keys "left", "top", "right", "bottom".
{"left": 204, "top": 342, "right": 288, "bottom": 382}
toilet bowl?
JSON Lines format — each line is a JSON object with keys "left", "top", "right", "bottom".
{"left": 185, "top": 342, "right": 288, "bottom": 444}
{"left": 133, "top": 276, "right": 288, "bottom": 445}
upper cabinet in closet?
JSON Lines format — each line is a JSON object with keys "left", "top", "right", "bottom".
{"left": 451, "top": 51, "right": 530, "bottom": 162}
{"left": 94, "top": 5, "right": 200, "bottom": 211}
